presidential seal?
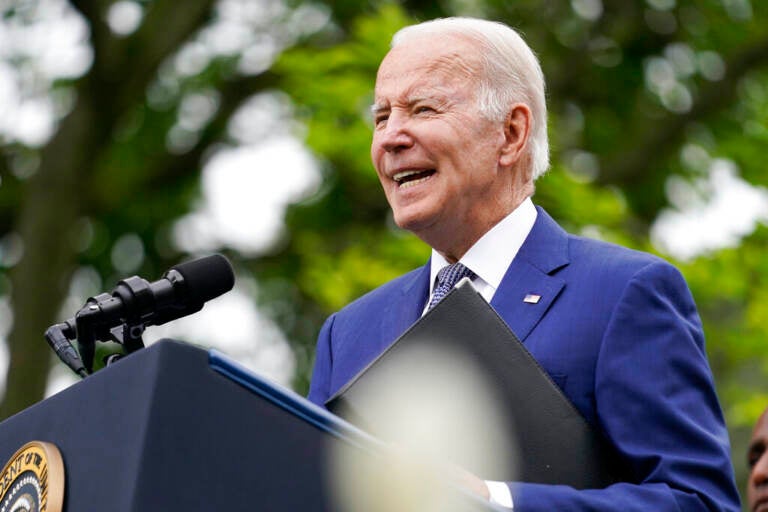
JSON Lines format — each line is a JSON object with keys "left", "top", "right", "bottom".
{"left": 0, "top": 441, "right": 64, "bottom": 512}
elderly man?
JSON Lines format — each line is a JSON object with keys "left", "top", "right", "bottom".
{"left": 308, "top": 17, "right": 740, "bottom": 511}
{"left": 748, "top": 408, "right": 768, "bottom": 512}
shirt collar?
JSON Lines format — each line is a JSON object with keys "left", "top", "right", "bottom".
{"left": 429, "top": 197, "right": 538, "bottom": 294}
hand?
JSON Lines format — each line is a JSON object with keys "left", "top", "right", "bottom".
{"left": 446, "top": 464, "right": 491, "bottom": 501}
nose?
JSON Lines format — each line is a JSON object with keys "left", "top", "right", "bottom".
{"left": 375, "top": 112, "right": 414, "bottom": 153}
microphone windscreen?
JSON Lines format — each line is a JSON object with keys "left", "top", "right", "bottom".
{"left": 172, "top": 254, "right": 235, "bottom": 304}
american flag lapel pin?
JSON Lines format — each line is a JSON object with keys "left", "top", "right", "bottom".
{"left": 523, "top": 293, "right": 541, "bottom": 304}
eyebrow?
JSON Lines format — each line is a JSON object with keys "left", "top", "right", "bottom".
{"left": 370, "top": 104, "right": 387, "bottom": 115}
{"left": 370, "top": 96, "right": 437, "bottom": 115}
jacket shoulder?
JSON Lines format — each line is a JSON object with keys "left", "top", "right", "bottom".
{"left": 568, "top": 233, "right": 674, "bottom": 273}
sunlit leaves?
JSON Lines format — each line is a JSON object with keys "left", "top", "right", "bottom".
{"left": 297, "top": 228, "right": 427, "bottom": 311}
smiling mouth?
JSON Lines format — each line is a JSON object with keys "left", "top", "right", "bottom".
{"left": 393, "top": 169, "right": 436, "bottom": 188}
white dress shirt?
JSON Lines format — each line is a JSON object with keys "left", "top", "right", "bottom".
{"left": 426, "top": 197, "right": 537, "bottom": 306}
{"left": 424, "top": 198, "right": 537, "bottom": 508}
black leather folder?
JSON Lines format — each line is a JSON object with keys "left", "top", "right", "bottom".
{"left": 326, "top": 279, "right": 620, "bottom": 489}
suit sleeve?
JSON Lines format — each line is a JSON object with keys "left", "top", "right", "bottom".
{"left": 511, "top": 262, "right": 740, "bottom": 511}
{"left": 307, "top": 313, "right": 336, "bottom": 407}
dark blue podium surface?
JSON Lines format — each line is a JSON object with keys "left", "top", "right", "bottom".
{"left": 0, "top": 340, "right": 499, "bottom": 511}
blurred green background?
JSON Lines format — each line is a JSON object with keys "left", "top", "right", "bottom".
{"left": 1, "top": 0, "right": 766, "bottom": 506}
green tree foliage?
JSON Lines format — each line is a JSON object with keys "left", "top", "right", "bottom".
{"left": 1, "top": 0, "right": 767, "bottom": 500}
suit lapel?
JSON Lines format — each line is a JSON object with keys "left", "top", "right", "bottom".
{"left": 491, "top": 207, "right": 569, "bottom": 342}
{"left": 379, "top": 262, "right": 431, "bottom": 350}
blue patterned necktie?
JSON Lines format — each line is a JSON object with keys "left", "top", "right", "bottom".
{"left": 427, "top": 262, "right": 475, "bottom": 311}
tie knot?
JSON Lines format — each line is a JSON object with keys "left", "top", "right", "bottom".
{"left": 437, "top": 262, "right": 473, "bottom": 287}
{"left": 428, "top": 262, "right": 475, "bottom": 310}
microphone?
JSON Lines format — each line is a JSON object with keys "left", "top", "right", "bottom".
{"left": 105, "top": 253, "right": 236, "bottom": 329}
{"left": 45, "top": 254, "right": 235, "bottom": 375}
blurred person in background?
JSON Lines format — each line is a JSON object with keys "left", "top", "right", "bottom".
{"left": 748, "top": 407, "right": 768, "bottom": 512}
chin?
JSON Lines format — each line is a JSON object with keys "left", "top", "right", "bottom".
{"left": 393, "top": 212, "right": 430, "bottom": 233}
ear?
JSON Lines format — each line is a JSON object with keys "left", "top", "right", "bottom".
{"left": 498, "top": 103, "right": 532, "bottom": 167}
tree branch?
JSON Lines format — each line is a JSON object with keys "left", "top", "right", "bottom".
{"left": 0, "top": 0, "right": 218, "bottom": 418}
{"left": 599, "top": 34, "right": 768, "bottom": 188}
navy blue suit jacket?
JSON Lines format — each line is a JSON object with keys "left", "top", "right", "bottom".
{"left": 308, "top": 207, "right": 740, "bottom": 511}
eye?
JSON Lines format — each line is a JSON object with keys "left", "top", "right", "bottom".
{"left": 415, "top": 105, "right": 435, "bottom": 114}
{"left": 374, "top": 113, "right": 389, "bottom": 126}
{"left": 748, "top": 445, "right": 765, "bottom": 468}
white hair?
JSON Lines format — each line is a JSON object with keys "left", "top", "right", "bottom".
{"left": 392, "top": 18, "right": 550, "bottom": 179}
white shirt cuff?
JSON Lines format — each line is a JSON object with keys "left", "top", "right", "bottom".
{"left": 485, "top": 480, "right": 513, "bottom": 509}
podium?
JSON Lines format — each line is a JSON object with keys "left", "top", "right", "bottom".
{"left": 0, "top": 340, "right": 499, "bottom": 511}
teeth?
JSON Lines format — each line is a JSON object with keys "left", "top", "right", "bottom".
{"left": 393, "top": 170, "right": 424, "bottom": 182}
{"left": 400, "top": 176, "right": 431, "bottom": 188}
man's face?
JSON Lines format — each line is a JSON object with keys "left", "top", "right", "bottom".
{"left": 748, "top": 411, "right": 768, "bottom": 512}
{"left": 370, "top": 35, "right": 523, "bottom": 258}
